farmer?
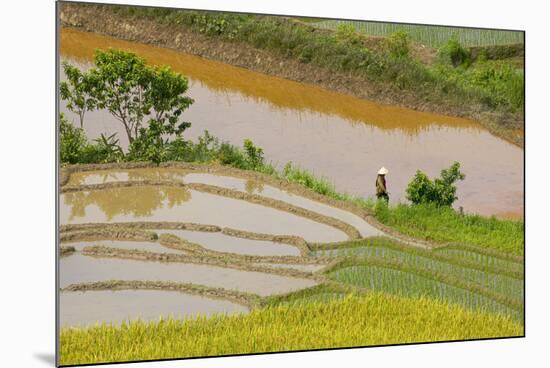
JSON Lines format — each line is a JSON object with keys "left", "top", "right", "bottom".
{"left": 376, "top": 167, "right": 389, "bottom": 202}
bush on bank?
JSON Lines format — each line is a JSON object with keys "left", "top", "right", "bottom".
{"left": 108, "top": 6, "right": 523, "bottom": 114}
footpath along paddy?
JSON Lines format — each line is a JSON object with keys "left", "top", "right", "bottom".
{"left": 59, "top": 164, "right": 524, "bottom": 328}
{"left": 60, "top": 28, "right": 523, "bottom": 219}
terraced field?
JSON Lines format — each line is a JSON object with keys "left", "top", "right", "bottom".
{"left": 312, "top": 19, "right": 523, "bottom": 47}
{"left": 59, "top": 163, "right": 524, "bottom": 329}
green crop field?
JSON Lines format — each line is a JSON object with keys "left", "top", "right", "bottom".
{"left": 312, "top": 20, "right": 523, "bottom": 47}
{"left": 59, "top": 293, "right": 522, "bottom": 365}
{"left": 310, "top": 236, "right": 523, "bottom": 321}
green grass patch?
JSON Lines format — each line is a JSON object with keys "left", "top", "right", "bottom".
{"left": 276, "top": 164, "right": 523, "bottom": 258}
{"left": 59, "top": 293, "right": 522, "bottom": 365}
{"left": 374, "top": 203, "right": 523, "bottom": 256}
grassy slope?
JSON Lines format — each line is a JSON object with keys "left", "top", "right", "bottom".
{"left": 374, "top": 203, "right": 524, "bottom": 256}
{"left": 104, "top": 5, "right": 523, "bottom": 121}
{"left": 280, "top": 164, "right": 523, "bottom": 256}
{"left": 60, "top": 293, "right": 522, "bottom": 365}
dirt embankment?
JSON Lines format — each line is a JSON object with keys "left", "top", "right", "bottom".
{"left": 59, "top": 3, "right": 523, "bottom": 147}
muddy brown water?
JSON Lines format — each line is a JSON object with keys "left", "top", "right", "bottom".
{"left": 60, "top": 28, "right": 523, "bottom": 219}
{"left": 155, "top": 229, "right": 301, "bottom": 257}
{"left": 60, "top": 253, "right": 317, "bottom": 296}
{"left": 63, "top": 240, "right": 188, "bottom": 255}
{"left": 60, "top": 186, "right": 349, "bottom": 243}
{"left": 60, "top": 289, "right": 248, "bottom": 327}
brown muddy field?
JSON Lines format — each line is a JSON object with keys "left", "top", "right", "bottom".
{"left": 60, "top": 29, "right": 523, "bottom": 218}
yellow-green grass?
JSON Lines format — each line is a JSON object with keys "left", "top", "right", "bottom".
{"left": 60, "top": 293, "right": 522, "bottom": 366}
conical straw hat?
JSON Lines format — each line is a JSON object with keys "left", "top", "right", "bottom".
{"left": 378, "top": 167, "right": 389, "bottom": 175}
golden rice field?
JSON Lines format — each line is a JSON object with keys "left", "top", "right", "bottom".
{"left": 59, "top": 292, "right": 522, "bottom": 365}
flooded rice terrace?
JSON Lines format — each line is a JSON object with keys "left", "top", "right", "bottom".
{"left": 59, "top": 166, "right": 380, "bottom": 327}
{"left": 58, "top": 27, "right": 524, "bottom": 328}
{"left": 60, "top": 186, "right": 349, "bottom": 243}
{"left": 60, "top": 28, "right": 523, "bottom": 218}
{"left": 60, "top": 290, "right": 247, "bottom": 327}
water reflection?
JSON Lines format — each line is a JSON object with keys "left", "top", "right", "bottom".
{"left": 60, "top": 28, "right": 479, "bottom": 134}
{"left": 63, "top": 186, "right": 190, "bottom": 221}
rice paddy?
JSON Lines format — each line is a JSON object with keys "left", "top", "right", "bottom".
{"left": 59, "top": 164, "right": 524, "bottom": 365}
{"left": 329, "top": 265, "right": 521, "bottom": 320}
{"left": 312, "top": 20, "right": 523, "bottom": 47}
{"left": 59, "top": 293, "right": 523, "bottom": 366}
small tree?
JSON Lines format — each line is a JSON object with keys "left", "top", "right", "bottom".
{"left": 60, "top": 62, "right": 96, "bottom": 128}
{"left": 87, "top": 49, "right": 194, "bottom": 144}
{"left": 406, "top": 161, "right": 465, "bottom": 206}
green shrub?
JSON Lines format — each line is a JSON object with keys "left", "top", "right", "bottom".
{"left": 126, "top": 123, "right": 168, "bottom": 165}
{"left": 406, "top": 162, "right": 465, "bottom": 206}
{"left": 59, "top": 113, "right": 87, "bottom": 164}
{"left": 243, "top": 138, "right": 265, "bottom": 169}
{"left": 80, "top": 133, "right": 124, "bottom": 164}
{"left": 468, "top": 62, "right": 524, "bottom": 110}
{"left": 384, "top": 31, "right": 410, "bottom": 58}
{"left": 216, "top": 142, "right": 245, "bottom": 167}
{"left": 438, "top": 37, "right": 471, "bottom": 67}
{"left": 336, "top": 24, "right": 362, "bottom": 45}
{"left": 194, "top": 13, "right": 242, "bottom": 39}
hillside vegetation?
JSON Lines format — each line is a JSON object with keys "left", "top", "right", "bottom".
{"left": 61, "top": 3, "right": 524, "bottom": 146}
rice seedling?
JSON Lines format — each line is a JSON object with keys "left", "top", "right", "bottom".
{"left": 317, "top": 246, "right": 522, "bottom": 301}
{"left": 435, "top": 246, "right": 523, "bottom": 274}
{"left": 313, "top": 20, "right": 523, "bottom": 47}
{"left": 329, "top": 265, "right": 522, "bottom": 320}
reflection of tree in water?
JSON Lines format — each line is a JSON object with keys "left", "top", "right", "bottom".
{"left": 64, "top": 186, "right": 190, "bottom": 221}
{"left": 245, "top": 180, "right": 264, "bottom": 195}
{"left": 126, "top": 169, "right": 186, "bottom": 182}
{"left": 69, "top": 171, "right": 125, "bottom": 186}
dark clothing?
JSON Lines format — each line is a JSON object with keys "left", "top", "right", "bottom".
{"left": 376, "top": 174, "right": 389, "bottom": 202}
